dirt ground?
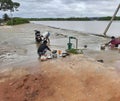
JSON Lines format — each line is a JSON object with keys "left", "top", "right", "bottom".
{"left": 0, "top": 24, "right": 120, "bottom": 101}
{"left": 0, "top": 55, "right": 120, "bottom": 101}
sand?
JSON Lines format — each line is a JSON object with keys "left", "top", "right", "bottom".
{"left": 0, "top": 23, "right": 120, "bottom": 101}
{"left": 0, "top": 55, "right": 120, "bottom": 101}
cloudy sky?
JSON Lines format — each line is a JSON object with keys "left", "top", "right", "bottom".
{"left": 0, "top": 0, "right": 120, "bottom": 18}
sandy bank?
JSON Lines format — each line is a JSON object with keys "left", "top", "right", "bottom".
{"left": 0, "top": 55, "right": 120, "bottom": 101}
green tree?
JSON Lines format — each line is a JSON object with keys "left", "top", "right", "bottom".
{"left": 3, "top": 13, "right": 10, "bottom": 21}
{"left": 0, "top": 0, "right": 20, "bottom": 25}
{"left": 0, "top": 0, "right": 20, "bottom": 11}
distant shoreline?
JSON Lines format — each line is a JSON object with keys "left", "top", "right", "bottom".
{"left": 27, "top": 16, "right": 120, "bottom": 21}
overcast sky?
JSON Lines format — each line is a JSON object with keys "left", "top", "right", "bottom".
{"left": 0, "top": 0, "right": 120, "bottom": 18}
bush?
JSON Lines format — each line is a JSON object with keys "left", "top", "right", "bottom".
{"left": 3, "top": 13, "right": 10, "bottom": 21}
{"left": 6, "top": 17, "right": 29, "bottom": 25}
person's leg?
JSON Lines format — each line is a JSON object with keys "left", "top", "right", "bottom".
{"left": 38, "top": 52, "right": 41, "bottom": 58}
{"left": 38, "top": 49, "right": 47, "bottom": 59}
{"left": 43, "top": 50, "right": 47, "bottom": 55}
{"left": 38, "top": 52, "right": 43, "bottom": 58}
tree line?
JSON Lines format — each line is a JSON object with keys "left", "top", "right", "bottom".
{"left": 27, "top": 16, "right": 120, "bottom": 21}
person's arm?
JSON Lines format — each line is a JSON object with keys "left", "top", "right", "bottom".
{"left": 46, "top": 46, "right": 51, "bottom": 51}
{"left": 105, "top": 41, "right": 111, "bottom": 46}
{"left": 47, "top": 38, "right": 50, "bottom": 44}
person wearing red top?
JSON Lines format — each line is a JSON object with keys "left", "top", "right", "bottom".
{"left": 105, "top": 36, "right": 120, "bottom": 48}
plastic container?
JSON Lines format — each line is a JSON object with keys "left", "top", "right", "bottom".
{"left": 58, "top": 50, "right": 62, "bottom": 55}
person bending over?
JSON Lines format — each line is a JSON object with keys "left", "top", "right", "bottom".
{"left": 105, "top": 36, "right": 120, "bottom": 48}
{"left": 37, "top": 40, "right": 51, "bottom": 57}
{"left": 34, "top": 30, "right": 42, "bottom": 43}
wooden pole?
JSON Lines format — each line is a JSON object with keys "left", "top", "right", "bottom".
{"left": 103, "top": 3, "right": 120, "bottom": 36}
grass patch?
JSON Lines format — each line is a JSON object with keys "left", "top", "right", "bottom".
{"left": 67, "top": 49, "right": 83, "bottom": 54}
{"left": 7, "top": 17, "right": 29, "bottom": 25}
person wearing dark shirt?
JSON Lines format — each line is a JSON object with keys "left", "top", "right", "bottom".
{"left": 34, "top": 30, "right": 42, "bottom": 43}
{"left": 37, "top": 40, "right": 51, "bottom": 57}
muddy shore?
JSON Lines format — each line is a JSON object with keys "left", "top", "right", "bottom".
{"left": 0, "top": 23, "right": 120, "bottom": 101}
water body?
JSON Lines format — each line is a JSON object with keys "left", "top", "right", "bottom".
{"left": 31, "top": 21, "right": 120, "bottom": 37}
{"left": 0, "top": 23, "right": 120, "bottom": 70}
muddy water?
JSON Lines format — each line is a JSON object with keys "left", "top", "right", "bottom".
{"left": 0, "top": 24, "right": 120, "bottom": 71}
{"left": 52, "top": 34, "right": 120, "bottom": 68}
{"left": 0, "top": 24, "right": 39, "bottom": 70}
{"left": 31, "top": 21, "right": 120, "bottom": 37}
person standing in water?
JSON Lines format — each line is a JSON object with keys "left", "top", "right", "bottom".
{"left": 105, "top": 36, "right": 120, "bottom": 48}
